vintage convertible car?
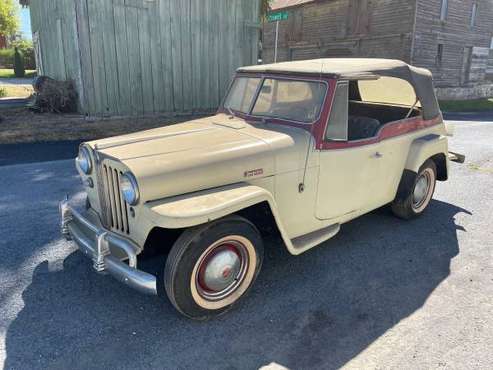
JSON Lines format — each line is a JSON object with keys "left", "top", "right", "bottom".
{"left": 60, "top": 58, "right": 464, "bottom": 319}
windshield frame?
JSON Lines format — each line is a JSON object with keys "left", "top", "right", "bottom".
{"left": 222, "top": 73, "right": 329, "bottom": 126}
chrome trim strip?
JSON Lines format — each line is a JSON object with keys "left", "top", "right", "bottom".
{"left": 60, "top": 199, "right": 157, "bottom": 296}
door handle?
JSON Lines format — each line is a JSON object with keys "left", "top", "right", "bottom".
{"left": 372, "top": 152, "right": 383, "bottom": 159}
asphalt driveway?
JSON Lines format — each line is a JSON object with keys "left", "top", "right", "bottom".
{"left": 0, "top": 119, "right": 492, "bottom": 369}
{"left": 0, "top": 78, "right": 34, "bottom": 86}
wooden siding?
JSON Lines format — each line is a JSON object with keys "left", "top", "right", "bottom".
{"left": 264, "top": 0, "right": 493, "bottom": 91}
{"left": 29, "top": 0, "right": 260, "bottom": 115}
{"left": 487, "top": 49, "right": 493, "bottom": 79}
{"left": 412, "top": 0, "right": 493, "bottom": 87}
{"left": 262, "top": 0, "right": 416, "bottom": 64}
{"left": 29, "top": 0, "right": 83, "bottom": 98}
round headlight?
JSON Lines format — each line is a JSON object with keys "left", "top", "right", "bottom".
{"left": 120, "top": 172, "right": 140, "bottom": 206}
{"left": 76, "top": 146, "right": 92, "bottom": 174}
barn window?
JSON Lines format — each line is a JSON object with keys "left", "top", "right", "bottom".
{"left": 461, "top": 47, "right": 473, "bottom": 84}
{"left": 288, "top": 11, "right": 303, "bottom": 42}
{"left": 440, "top": 0, "right": 448, "bottom": 21}
{"left": 348, "top": 0, "right": 370, "bottom": 35}
{"left": 436, "top": 44, "right": 444, "bottom": 67}
{"left": 470, "top": 3, "right": 478, "bottom": 27}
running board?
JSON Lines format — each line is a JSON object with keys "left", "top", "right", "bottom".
{"left": 291, "top": 223, "right": 341, "bottom": 253}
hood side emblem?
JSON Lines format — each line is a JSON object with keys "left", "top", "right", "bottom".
{"left": 244, "top": 168, "right": 264, "bottom": 178}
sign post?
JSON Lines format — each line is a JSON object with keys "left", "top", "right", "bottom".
{"left": 274, "top": 20, "right": 279, "bottom": 63}
{"left": 267, "top": 11, "right": 289, "bottom": 63}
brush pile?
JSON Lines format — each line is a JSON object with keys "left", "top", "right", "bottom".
{"left": 30, "top": 76, "right": 77, "bottom": 113}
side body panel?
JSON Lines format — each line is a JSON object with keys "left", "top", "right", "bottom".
{"left": 316, "top": 141, "right": 385, "bottom": 220}
{"left": 315, "top": 123, "right": 448, "bottom": 223}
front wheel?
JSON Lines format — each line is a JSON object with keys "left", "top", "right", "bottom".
{"left": 391, "top": 160, "right": 437, "bottom": 219}
{"left": 162, "top": 216, "right": 264, "bottom": 320}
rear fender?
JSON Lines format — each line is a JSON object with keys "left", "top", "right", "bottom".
{"left": 405, "top": 134, "right": 449, "bottom": 175}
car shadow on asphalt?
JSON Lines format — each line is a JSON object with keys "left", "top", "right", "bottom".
{"left": 4, "top": 200, "right": 470, "bottom": 370}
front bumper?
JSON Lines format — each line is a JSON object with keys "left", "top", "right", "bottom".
{"left": 59, "top": 198, "right": 157, "bottom": 295}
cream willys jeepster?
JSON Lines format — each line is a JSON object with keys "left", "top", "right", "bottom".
{"left": 60, "top": 59, "right": 464, "bottom": 320}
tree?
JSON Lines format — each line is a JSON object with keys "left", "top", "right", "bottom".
{"left": 261, "top": 0, "right": 273, "bottom": 18}
{"left": 14, "top": 46, "right": 25, "bottom": 77}
{"left": 0, "top": 0, "right": 19, "bottom": 37}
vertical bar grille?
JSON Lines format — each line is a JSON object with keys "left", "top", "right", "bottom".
{"left": 99, "top": 164, "right": 130, "bottom": 234}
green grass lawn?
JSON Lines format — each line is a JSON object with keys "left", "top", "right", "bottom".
{"left": 0, "top": 69, "right": 37, "bottom": 79}
{"left": 0, "top": 85, "right": 34, "bottom": 98}
{"left": 439, "top": 98, "right": 493, "bottom": 112}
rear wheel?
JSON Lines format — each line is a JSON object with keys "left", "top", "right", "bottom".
{"left": 391, "top": 160, "right": 437, "bottom": 219}
{"left": 161, "top": 216, "right": 263, "bottom": 320}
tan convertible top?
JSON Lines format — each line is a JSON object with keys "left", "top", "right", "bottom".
{"left": 238, "top": 58, "right": 440, "bottom": 120}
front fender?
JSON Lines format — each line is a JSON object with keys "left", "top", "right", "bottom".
{"left": 405, "top": 134, "right": 449, "bottom": 174}
{"left": 144, "top": 183, "right": 334, "bottom": 256}
{"left": 144, "top": 183, "right": 281, "bottom": 230}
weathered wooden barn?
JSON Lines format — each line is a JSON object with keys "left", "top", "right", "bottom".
{"left": 25, "top": 0, "right": 261, "bottom": 115}
{"left": 263, "top": 0, "right": 493, "bottom": 99}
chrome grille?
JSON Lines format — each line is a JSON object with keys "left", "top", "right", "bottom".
{"left": 98, "top": 163, "right": 130, "bottom": 234}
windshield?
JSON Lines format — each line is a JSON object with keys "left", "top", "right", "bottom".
{"left": 223, "top": 77, "right": 262, "bottom": 114}
{"left": 224, "top": 77, "right": 327, "bottom": 123}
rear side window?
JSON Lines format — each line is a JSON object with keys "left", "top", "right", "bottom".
{"left": 357, "top": 77, "right": 420, "bottom": 107}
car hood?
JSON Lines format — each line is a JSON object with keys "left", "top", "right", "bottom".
{"left": 89, "top": 114, "right": 312, "bottom": 201}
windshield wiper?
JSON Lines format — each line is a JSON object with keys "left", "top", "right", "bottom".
{"left": 226, "top": 107, "right": 236, "bottom": 119}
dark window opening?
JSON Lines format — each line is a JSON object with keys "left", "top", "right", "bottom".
{"left": 287, "top": 11, "right": 303, "bottom": 43}
{"left": 461, "top": 47, "right": 473, "bottom": 85}
{"left": 470, "top": 3, "right": 478, "bottom": 28}
{"left": 347, "top": 0, "right": 370, "bottom": 35}
{"left": 436, "top": 44, "right": 444, "bottom": 67}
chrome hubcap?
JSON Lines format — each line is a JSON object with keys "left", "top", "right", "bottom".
{"left": 413, "top": 176, "right": 428, "bottom": 205}
{"left": 196, "top": 241, "right": 248, "bottom": 302}
{"left": 412, "top": 169, "right": 433, "bottom": 210}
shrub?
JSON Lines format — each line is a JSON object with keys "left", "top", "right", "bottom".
{"left": 0, "top": 87, "right": 6, "bottom": 98}
{"left": 0, "top": 41, "right": 36, "bottom": 70}
{"left": 22, "top": 47, "right": 36, "bottom": 70}
{"left": 0, "top": 48, "right": 14, "bottom": 68}
{"left": 11, "top": 39, "right": 35, "bottom": 70}
{"left": 13, "top": 47, "right": 25, "bottom": 78}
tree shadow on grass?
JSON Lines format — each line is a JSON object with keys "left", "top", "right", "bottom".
{"left": 4, "top": 200, "right": 469, "bottom": 370}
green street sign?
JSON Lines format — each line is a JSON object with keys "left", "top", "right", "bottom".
{"left": 267, "top": 10, "right": 289, "bottom": 22}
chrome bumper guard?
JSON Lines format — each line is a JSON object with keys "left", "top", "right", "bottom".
{"left": 59, "top": 198, "right": 157, "bottom": 295}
